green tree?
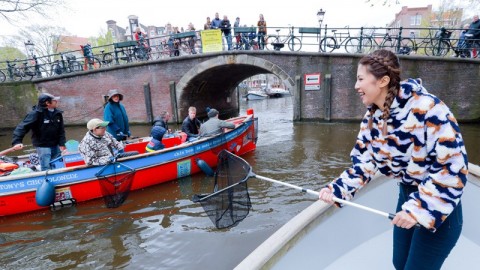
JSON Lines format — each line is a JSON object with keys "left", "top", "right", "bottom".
{"left": 88, "top": 29, "right": 115, "bottom": 54}
{"left": 0, "top": 46, "right": 26, "bottom": 69}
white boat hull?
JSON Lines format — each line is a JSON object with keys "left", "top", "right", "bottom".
{"left": 245, "top": 92, "right": 268, "bottom": 100}
{"left": 265, "top": 88, "right": 290, "bottom": 98}
{"left": 236, "top": 164, "right": 480, "bottom": 270}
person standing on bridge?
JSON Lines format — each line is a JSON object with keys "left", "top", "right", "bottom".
{"left": 204, "top": 17, "right": 212, "bottom": 30}
{"left": 211, "top": 12, "right": 222, "bottom": 29}
{"left": 318, "top": 49, "right": 468, "bottom": 270}
{"left": 220, "top": 15, "right": 232, "bottom": 50}
{"left": 104, "top": 89, "right": 131, "bottom": 141}
{"left": 12, "top": 92, "right": 66, "bottom": 171}
{"left": 181, "top": 106, "right": 201, "bottom": 141}
{"left": 257, "top": 14, "right": 267, "bottom": 50}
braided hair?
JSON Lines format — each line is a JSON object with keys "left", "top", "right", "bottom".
{"left": 359, "top": 49, "right": 401, "bottom": 136}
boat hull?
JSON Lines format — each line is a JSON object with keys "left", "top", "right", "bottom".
{"left": 245, "top": 92, "right": 268, "bottom": 100}
{"left": 0, "top": 112, "right": 257, "bottom": 217}
{"left": 265, "top": 88, "right": 290, "bottom": 98}
{"left": 236, "top": 165, "right": 480, "bottom": 270}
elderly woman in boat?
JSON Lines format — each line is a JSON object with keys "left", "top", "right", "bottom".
{"left": 319, "top": 49, "right": 468, "bottom": 270}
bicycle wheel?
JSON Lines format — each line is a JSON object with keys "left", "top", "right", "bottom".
{"left": 320, "top": 37, "right": 336, "bottom": 52}
{"left": 13, "top": 69, "right": 23, "bottom": 81}
{"left": 380, "top": 38, "right": 395, "bottom": 52}
{"left": 103, "top": 53, "right": 114, "bottom": 66}
{"left": 287, "top": 37, "right": 302, "bottom": 51}
{"left": 265, "top": 36, "right": 278, "bottom": 50}
{"left": 0, "top": 70, "right": 6, "bottom": 82}
{"left": 69, "top": 61, "right": 83, "bottom": 72}
{"left": 116, "top": 50, "right": 131, "bottom": 64}
{"left": 86, "top": 57, "right": 102, "bottom": 70}
{"left": 359, "top": 37, "right": 374, "bottom": 54}
{"left": 428, "top": 40, "right": 449, "bottom": 56}
{"left": 50, "top": 64, "right": 63, "bottom": 76}
{"left": 397, "top": 38, "right": 415, "bottom": 55}
{"left": 344, "top": 38, "right": 366, "bottom": 54}
{"left": 23, "top": 66, "right": 35, "bottom": 80}
{"left": 134, "top": 47, "right": 149, "bottom": 60}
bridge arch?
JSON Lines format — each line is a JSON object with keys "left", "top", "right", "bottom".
{"left": 174, "top": 54, "right": 295, "bottom": 118}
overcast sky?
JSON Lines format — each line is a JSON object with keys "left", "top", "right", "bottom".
{"left": 2, "top": 0, "right": 473, "bottom": 40}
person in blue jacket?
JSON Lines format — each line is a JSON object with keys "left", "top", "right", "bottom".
{"left": 146, "top": 126, "right": 167, "bottom": 152}
{"left": 103, "top": 89, "right": 130, "bottom": 141}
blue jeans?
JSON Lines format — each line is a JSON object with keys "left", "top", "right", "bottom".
{"left": 36, "top": 146, "right": 61, "bottom": 171}
{"left": 225, "top": 33, "right": 232, "bottom": 50}
{"left": 258, "top": 33, "right": 266, "bottom": 49}
{"left": 392, "top": 183, "right": 462, "bottom": 270}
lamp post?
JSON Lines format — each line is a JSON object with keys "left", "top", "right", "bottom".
{"left": 317, "top": 9, "right": 326, "bottom": 52}
{"left": 24, "top": 40, "right": 35, "bottom": 58}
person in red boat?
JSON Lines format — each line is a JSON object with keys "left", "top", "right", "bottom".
{"left": 318, "top": 49, "right": 468, "bottom": 270}
{"left": 12, "top": 92, "right": 66, "bottom": 171}
{"left": 181, "top": 106, "right": 201, "bottom": 141}
{"left": 78, "top": 118, "right": 124, "bottom": 166}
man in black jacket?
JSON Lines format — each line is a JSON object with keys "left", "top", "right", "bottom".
{"left": 220, "top": 15, "right": 232, "bottom": 50}
{"left": 12, "top": 93, "right": 66, "bottom": 171}
{"left": 181, "top": 106, "right": 201, "bottom": 141}
{"left": 467, "top": 15, "right": 480, "bottom": 39}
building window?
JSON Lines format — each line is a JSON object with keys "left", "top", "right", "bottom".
{"left": 109, "top": 28, "right": 116, "bottom": 37}
{"left": 410, "top": 14, "right": 422, "bottom": 26}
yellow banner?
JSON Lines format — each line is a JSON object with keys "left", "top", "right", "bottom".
{"left": 201, "top": 29, "right": 223, "bottom": 53}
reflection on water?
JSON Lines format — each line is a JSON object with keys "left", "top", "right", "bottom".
{"left": 0, "top": 97, "right": 478, "bottom": 269}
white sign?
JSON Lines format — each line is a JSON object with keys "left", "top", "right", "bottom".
{"left": 304, "top": 73, "right": 321, "bottom": 91}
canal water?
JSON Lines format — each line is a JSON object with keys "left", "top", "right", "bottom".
{"left": 0, "top": 97, "right": 478, "bottom": 269}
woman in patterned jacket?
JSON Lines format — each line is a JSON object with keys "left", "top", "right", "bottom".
{"left": 78, "top": 118, "right": 124, "bottom": 166}
{"left": 319, "top": 49, "right": 468, "bottom": 270}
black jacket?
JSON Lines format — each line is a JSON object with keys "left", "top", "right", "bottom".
{"left": 12, "top": 105, "right": 66, "bottom": 148}
{"left": 181, "top": 116, "right": 201, "bottom": 138}
{"left": 467, "top": 19, "right": 480, "bottom": 39}
{"left": 152, "top": 116, "right": 168, "bottom": 130}
{"left": 220, "top": 19, "right": 231, "bottom": 35}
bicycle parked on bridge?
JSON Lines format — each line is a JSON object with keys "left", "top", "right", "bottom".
{"left": 320, "top": 26, "right": 369, "bottom": 54}
{"left": 265, "top": 26, "right": 302, "bottom": 51}
{"left": 50, "top": 53, "right": 82, "bottom": 76}
{"left": 6, "top": 60, "right": 36, "bottom": 81}
{"left": 235, "top": 33, "right": 260, "bottom": 50}
{"left": 459, "top": 32, "right": 480, "bottom": 58}
{"left": 358, "top": 28, "right": 414, "bottom": 55}
{"left": 425, "top": 27, "right": 460, "bottom": 57}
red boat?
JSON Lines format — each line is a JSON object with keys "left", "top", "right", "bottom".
{"left": 0, "top": 109, "right": 258, "bottom": 216}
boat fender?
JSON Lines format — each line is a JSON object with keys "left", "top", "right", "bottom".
{"left": 35, "top": 178, "right": 56, "bottom": 207}
{"left": 196, "top": 158, "right": 215, "bottom": 177}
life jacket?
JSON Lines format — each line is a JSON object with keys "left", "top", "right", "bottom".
{"left": 0, "top": 162, "right": 19, "bottom": 172}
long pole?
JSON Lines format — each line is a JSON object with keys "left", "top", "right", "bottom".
{"left": 253, "top": 173, "right": 419, "bottom": 228}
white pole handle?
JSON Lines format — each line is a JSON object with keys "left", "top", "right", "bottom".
{"left": 254, "top": 174, "right": 391, "bottom": 219}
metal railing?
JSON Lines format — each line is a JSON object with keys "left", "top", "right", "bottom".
{"left": 1, "top": 26, "right": 479, "bottom": 83}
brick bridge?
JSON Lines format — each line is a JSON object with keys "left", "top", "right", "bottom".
{"left": 0, "top": 51, "right": 479, "bottom": 128}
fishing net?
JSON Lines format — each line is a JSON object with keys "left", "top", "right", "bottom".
{"left": 192, "top": 150, "right": 252, "bottom": 229}
{"left": 96, "top": 161, "right": 136, "bottom": 208}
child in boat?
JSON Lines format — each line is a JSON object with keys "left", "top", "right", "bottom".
{"left": 146, "top": 126, "right": 167, "bottom": 152}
